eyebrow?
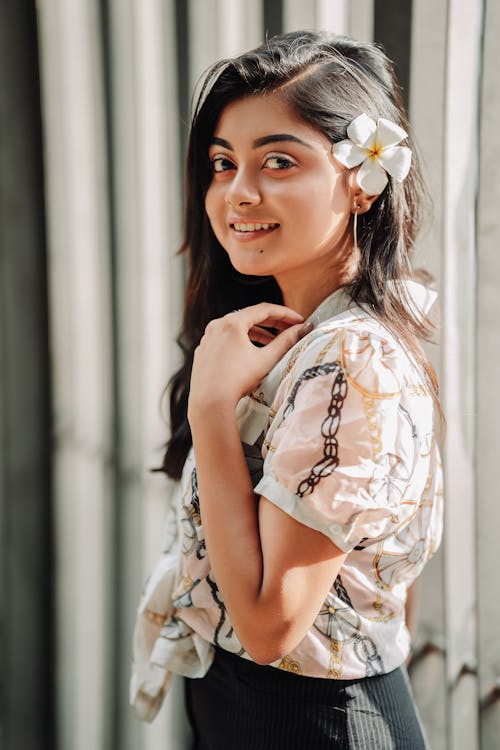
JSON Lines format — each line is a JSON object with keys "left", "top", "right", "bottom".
{"left": 210, "top": 133, "right": 314, "bottom": 150}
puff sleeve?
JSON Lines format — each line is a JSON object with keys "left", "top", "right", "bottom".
{"left": 253, "top": 327, "right": 418, "bottom": 552}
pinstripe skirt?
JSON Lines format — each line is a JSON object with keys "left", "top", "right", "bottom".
{"left": 185, "top": 647, "right": 430, "bottom": 749}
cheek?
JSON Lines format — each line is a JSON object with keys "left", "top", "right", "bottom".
{"left": 284, "top": 182, "right": 348, "bottom": 231}
{"left": 204, "top": 186, "right": 228, "bottom": 246}
{"left": 205, "top": 180, "right": 227, "bottom": 219}
{"left": 204, "top": 186, "right": 217, "bottom": 225}
{"left": 288, "top": 168, "right": 347, "bottom": 205}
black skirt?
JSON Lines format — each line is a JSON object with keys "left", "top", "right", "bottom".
{"left": 185, "top": 647, "right": 430, "bottom": 749}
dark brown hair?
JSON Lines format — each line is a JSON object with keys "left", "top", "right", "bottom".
{"left": 158, "top": 30, "right": 441, "bottom": 480}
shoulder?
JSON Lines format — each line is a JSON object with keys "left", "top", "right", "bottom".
{"left": 281, "top": 312, "right": 412, "bottom": 401}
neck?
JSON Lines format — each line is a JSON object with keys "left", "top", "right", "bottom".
{"left": 276, "top": 241, "right": 360, "bottom": 319}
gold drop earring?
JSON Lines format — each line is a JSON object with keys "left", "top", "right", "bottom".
{"left": 353, "top": 204, "right": 360, "bottom": 250}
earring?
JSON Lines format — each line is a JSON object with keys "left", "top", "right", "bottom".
{"left": 353, "top": 204, "right": 360, "bottom": 250}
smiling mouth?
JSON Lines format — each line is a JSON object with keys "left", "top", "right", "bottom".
{"left": 230, "top": 222, "right": 280, "bottom": 235}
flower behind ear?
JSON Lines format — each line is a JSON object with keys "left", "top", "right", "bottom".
{"left": 333, "top": 113, "right": 412, "bottom": 195}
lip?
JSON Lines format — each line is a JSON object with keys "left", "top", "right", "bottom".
{"left": 228, "top": 217, "right": 280, "bottom": 224}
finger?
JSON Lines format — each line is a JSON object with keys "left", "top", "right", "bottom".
{"left": 251, "top": 316, "right": 305, "bottom": 332}
{"left": 248, "top": 326, "right": 276, "bottom": 345}
{"left": 259, "top": 321, "right": 313, "bottom": 367}
{"left": 234, "top": 302, "right": 304, "bottom": 329}
{"left": 249, "top": 335, "right": 273, "bottom": 347}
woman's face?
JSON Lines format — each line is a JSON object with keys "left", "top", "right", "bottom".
{"left": 205, "top": 93, "right": 354, "bottom": 284}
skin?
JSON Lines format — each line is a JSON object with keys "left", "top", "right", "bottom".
{"left": 188, "top": 93, "right": 384, "bottom": 665}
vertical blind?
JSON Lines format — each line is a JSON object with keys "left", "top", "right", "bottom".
{"left": 2, "top": 0, "right": 492, "bottom": 747}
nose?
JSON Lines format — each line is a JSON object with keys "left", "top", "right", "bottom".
{"left": 224, "top": 166, "right": 262, "bottom": 207}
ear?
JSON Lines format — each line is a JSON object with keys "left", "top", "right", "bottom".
{"left": 346, "top": 171, "right": 381, "bottom": 215}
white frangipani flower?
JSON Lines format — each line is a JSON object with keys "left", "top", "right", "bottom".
{"left": 333, "top": 113, "right": 412, "bottom": 195}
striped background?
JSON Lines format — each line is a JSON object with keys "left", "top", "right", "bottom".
{"left": 1, "top": 1, "right": 499, "bottom": 748}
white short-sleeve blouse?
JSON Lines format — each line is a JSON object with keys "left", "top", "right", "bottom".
{"left": 130, "top": 281, "right": 444, "bottom": 722}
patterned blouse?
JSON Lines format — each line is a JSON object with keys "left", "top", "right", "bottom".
{"left": 130, "top": 281, "right": 444, "bottom": 722}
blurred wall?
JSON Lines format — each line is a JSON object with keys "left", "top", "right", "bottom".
{"left": 1, "top": 0, "right": 499, "bottom": 748}
{"left": 0, "top": 3, "right": 53, "bottom": 749}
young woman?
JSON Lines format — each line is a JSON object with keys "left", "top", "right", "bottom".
{"left": 131, "top": 31, "right": 443, "bottom": 749}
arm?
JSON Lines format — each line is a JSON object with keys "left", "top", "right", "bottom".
{"left": 188, "top": 304, "right": 347, "bottom": 664}
{"left": 190, "top": 403, "right": 347, "bottom": 664}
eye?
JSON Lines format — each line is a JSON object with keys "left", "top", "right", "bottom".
{"left": 210, "top": 155, "right": 235, "bottom": 173}
{"left": 264, "top": 154, "right": 296, "bottom": 170}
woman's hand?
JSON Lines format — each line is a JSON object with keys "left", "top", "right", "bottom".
{"left": 188, "top": 302, "right": 313, "bottom": 415}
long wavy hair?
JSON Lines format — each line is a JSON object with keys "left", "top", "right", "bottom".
{"left": 158, "top": 30, "right": 441, "bottom": 480}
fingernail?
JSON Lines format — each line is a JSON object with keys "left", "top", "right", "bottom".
{"left": 301, "top": 321, "right": 314, "bottom": 334}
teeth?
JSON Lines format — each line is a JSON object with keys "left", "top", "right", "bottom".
{"left": 233, "top": 222, "right": 278, "bottom": 232}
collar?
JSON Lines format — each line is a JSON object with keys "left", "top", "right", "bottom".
{"left": 305, "top": 286, "right": 355, "bottom": 328}
{"left": 304, "top": 279, "right": 437, "bottom": 329}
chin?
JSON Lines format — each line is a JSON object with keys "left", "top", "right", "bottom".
{"left": 225, "top": 249, "right": 277, "bottom": 278}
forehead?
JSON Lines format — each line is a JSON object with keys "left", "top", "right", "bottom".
{"left": 212, "top": 93, "right": 327, "bottom": 147}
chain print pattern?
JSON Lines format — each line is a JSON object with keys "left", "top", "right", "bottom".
{"left": 353, "top": 633, "right": 385, "bottom": 676}
{"left": 315, "top": 574, "right": 385, "bottom": 677}
{"left": 362, "top": 395, "right": 383, "bottom": 461}
{"left": 281, "top": 361, "right": 348, "bottom": 498}
{"left": 334, "top": 574, "right": 353, "bottom": 607}
{"left": 206, "top": 573, "right": 245, "bottom": 656}
{"left": 180, "top": 468, "right": 206, "bottom": 560}
{"left": 171, "top": 576, "right": 201, "bottom": 608}
{"left": 327, "top": 640, "right": 343, "bottom": 678}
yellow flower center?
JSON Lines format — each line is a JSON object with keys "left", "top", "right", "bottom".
{"left": 367, "top": 142, "right": 382, "bottom": 160}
